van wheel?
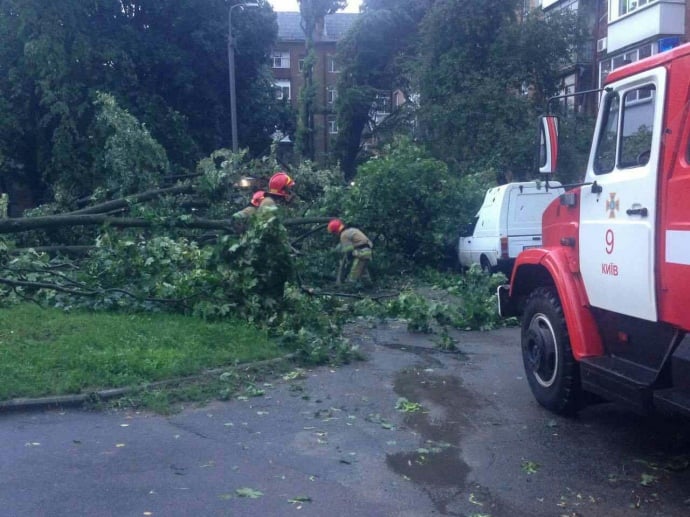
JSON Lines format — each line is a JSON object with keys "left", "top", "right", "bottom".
{"left": 521, "top": 287, "right": 580, "bottom": 415}
{"left": 480, "top": 256, "right": 494, "bottom": 274}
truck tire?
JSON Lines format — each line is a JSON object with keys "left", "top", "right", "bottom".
{"left": 521, "top": 287, "right": 580, "bottom": 415}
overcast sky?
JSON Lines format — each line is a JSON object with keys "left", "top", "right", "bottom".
{"left": 268, "top": 0, "right": 362, "bottom": 12}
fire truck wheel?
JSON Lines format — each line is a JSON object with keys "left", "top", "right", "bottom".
{"left": 521, "top": 287, "right": 580, "bottom": 415}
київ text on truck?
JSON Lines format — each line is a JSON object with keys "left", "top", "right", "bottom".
{"left": 499, "top": 42, "right": 690, "bottom": 417}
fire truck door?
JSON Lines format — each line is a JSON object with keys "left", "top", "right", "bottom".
{"left": 578, "top": 69, "right": 665, "bottom": 321}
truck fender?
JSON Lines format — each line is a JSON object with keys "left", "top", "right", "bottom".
{"left": 510, "top": 248, "right": 603, "bottom": 360}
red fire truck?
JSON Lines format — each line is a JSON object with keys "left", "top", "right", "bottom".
{"left": 499, "top": 42, "right": 690, "bottom": 416}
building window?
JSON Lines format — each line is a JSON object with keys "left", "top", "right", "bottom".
{"left": 328, "top": 116, "right": 338, "bottom": 134}
{"left": 298, "top": 58, "right": 305, "bottom": 72}
{"left": 599, "top": 59, "right": 611, "bottom": 87}
{"left": 327, "top": 56, "right": 339, "bottom": 73}
{"left": 275, "top": 80, "right": 291, "bottom": 101}
{"left": 624, "top": 0, "right": 653, "bottom": 15}
{"left": 613, "top": 0, "right": 655, "bottom": 20}
{"left": 327, "top": 87, "right": 337, "bottom": 105}
{"left": 557, "top": 74, "right": 576, "bottom": 113}
{"left": 599, "top": 43, "right": 655, "bottom": 88}
{"left": 373, "top": 93, "right": 390, "bottom": 114}
{"left": 271, "top": 51, "right": 290, "bottom": 69}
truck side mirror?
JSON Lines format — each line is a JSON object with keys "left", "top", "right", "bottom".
{"left": 538, "top": 115, "right": 559, "bottom": 175}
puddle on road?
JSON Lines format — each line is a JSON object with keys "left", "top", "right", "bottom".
{"left": 386, "top": 366, "right": 484, "bottom": 514}
{"left": 387, "top": 442, "right": 467, "bottom": 487}
{"left": 379, "top": 342, "right": 467, "bottom": 369}
{"left": 381, "top": 345, "right": 690, "bottom": 515}
{"left": 392, "top": 367, "right": 481, "bottom": 441}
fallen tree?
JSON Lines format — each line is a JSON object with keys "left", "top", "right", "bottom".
{"left": 1, "top": 213, "right": 332, "bottom": 234}
{"left": 0, "top": 144, "right": 339, "bottom": 321}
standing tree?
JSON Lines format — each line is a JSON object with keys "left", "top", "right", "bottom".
{"left": 334, "top": 0, "right": 431, "bottom": 180}
{"left": 413, "top": 0, "right": 519, "bottom": 173}
{"left": 295, "top": 0, "right": 346, "bottom": 161}
{"left": 413, "top": 0, "right": 586, "bottom": 177}
{"left": 0, "top": 0, "right": 282, "bottom": 211}
{"left": 0, "top": 0, "right": 124, "bottom": 207}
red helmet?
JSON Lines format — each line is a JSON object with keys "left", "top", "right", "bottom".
{"left": 268, "top": 172, "right": 294, "bottom": 197}
{"left": 327, "top": 218, "right": 344, "bottom": 234}
{"left": 250, "top": 190, "right": 265, "bottom": 207}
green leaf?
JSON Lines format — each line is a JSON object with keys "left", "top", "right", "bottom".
{"left": 288, "top": 496, "right": 312, "bottom": 503}
{"left": 521, "top": 460, "right": 539, "bottom": 475}
{"left": 640, "top": 473, "right": 658, "bottom": 486}
{"left": 395, "top": 397, "right": 423, "bottom": 412}
{"left": 235, "top": 487, "right": 264, "bottom": 499}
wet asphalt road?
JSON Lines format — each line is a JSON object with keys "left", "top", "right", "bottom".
{"left": 2, "top": 322, "right": 690, "bottom": 517}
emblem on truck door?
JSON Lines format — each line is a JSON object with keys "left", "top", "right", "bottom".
{"left": 606, "top": 193, "right": 620, "bottom": 218}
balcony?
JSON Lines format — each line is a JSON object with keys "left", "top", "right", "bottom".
{"left": 608, "top": 0, "right": 685, "bottom": 53}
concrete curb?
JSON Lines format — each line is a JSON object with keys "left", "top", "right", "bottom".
{"left": 0, "top": 353, "right": 296, "bottom": 412}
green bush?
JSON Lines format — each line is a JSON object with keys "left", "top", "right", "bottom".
{"left": 382, "top": 267, "right": 511, "bottom": 335}
{"left": 329, "top": 137, "right": 493, "bottom": 271}
{"left": 447, "top": 265, "right": 509, "bottom": 331}
{"left": 385, "top": 290, "right": 436, "bottom": 333}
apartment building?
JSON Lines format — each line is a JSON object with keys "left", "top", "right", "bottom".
{"left": 543, "top": 0, "right": 687, "bottom": 111}
{"left": 271, "top": 12, "right": 358, "bottom": 162}
{"left": 598, "top": 0, "right": 686, "bottom": 88}
{"left": 542, "top": 0, "right": 599, "bottom": 113}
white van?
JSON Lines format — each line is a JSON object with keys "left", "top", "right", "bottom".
{"left": 458, "top": 181, "right": 563, "bottom": 274}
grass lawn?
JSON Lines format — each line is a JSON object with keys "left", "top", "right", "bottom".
{"left": 0, "top": 304, "right": 284, "bottom": 400}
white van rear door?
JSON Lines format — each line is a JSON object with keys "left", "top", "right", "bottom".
{"left": 506, "top": 186, "right": 559, "bottom": 257}
{"left": 507, "top": 188, "right": 550, "bottom": 235}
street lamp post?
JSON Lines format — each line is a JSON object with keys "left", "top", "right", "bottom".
{"left": 228, "top": 2, "right": 258, "bottom": 153}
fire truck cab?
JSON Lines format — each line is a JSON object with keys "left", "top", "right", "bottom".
{"left": 499, "top": 43, "right": 690, "bottom": 416}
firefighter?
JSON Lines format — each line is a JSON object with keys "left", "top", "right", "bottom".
{"left": 327, "top": 218, "right": 373, "bottom": 284}
{"left": 258, "top": 172, "right": 295, "bottom": 213}
{"left": 232, "top": 190, "right": 265, "bottom": 220}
